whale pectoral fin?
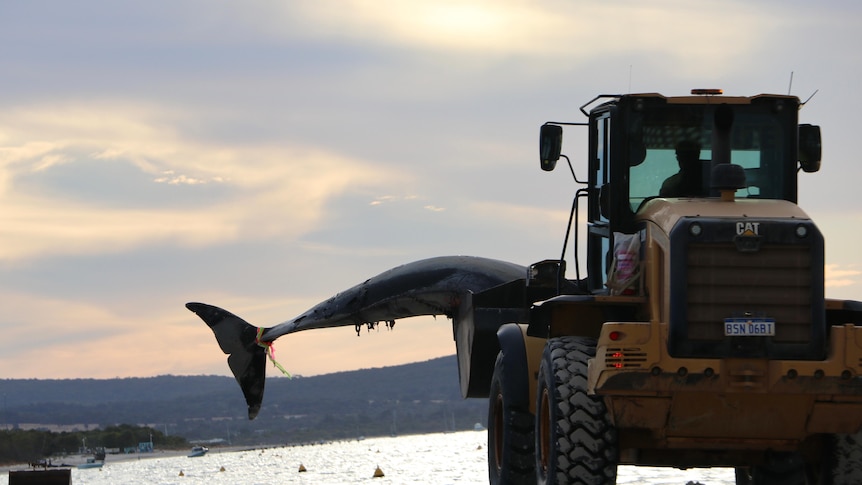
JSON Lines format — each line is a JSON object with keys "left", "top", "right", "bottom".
{"left": 186, "top": 302, "right": 266, "bottom": 420}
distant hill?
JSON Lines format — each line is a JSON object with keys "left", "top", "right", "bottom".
{"left": 0, "top": 356, "right": 488, "bottom": 445}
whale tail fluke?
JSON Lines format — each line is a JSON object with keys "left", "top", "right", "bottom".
{"left": 185, "top": 302, "right": 267, "bottom": 420}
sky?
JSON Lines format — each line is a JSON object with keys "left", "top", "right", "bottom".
{"left": 1, "top": 0, "right": 860, "bottom": 380}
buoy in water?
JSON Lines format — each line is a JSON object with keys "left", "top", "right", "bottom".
{"left": 219, "top": 466, "right": 226, "bottom": 472}
{"left": 373, "top": 465, "right": 385, "bottom": 478}
{"left": 179, "top": 470, "right": 184, "bottom": 476}
{"left": 298, "top": 464, "right": 307, "bottom": 472}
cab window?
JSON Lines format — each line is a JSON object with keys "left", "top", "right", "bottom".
{"left": 627, "top": 107, "right": 789, "bottom": 212}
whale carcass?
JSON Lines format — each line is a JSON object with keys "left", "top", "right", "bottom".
{"left": 186, "top": 255, "right": 534, "bottom": 419}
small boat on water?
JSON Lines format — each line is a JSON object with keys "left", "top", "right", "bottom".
{"left": 77, "top": 457, "right": 103, "bottom": 469}
{"left": 187, "top": 446, "right": 209, "bottom": 458}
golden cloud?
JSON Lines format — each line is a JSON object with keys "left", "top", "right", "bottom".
{"left": 0, "top": 103, "right": 405, "bottom": 262}
{"left": 825, "top": 264, "right": 861, "bottom": 289}
{"left": 281, "top": 0, "right": 770, "bottom": 68}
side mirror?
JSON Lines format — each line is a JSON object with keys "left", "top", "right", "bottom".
{"left": 540, "top": 124, "right": 563, "bottom": 171}
{"left": 798, "top": 124, "right": 821, "bottom": 173}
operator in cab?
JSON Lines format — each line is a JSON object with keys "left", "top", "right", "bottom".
{"left": 660, "top": 140, "right": 704, "bottom": 197}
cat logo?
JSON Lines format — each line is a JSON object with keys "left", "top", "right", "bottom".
{"left": 736, "top": 222, "right": 760, "bottom": 236}
{"left": 734, "top": 222, "right": 762, "bottom": 252}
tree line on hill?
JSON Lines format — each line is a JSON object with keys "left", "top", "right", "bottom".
{"left": 0, "top": 356, "right": 488, "bottom": 449}
{"left": 0, "top": 425, "right": 189, "bottom": 465}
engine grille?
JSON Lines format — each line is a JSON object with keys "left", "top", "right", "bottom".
{"left": 667, "top": 217, "right": 826, "bottom": 360}
{"left": 686, "top": 243, "right": 812, "bottom": 343}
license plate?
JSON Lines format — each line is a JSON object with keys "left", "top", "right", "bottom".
{"left": 724, "top": 318, "right": 775, "bottom": 336}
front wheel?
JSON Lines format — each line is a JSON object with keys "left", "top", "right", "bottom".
{"left": 488, "top": 351, "right": 535, "bottom": 485}
{"left": 536, "top": 336, "right": 618, "bottom": 485}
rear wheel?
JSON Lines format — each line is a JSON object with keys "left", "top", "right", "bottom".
{"left": 734, "top": 453, "right": 808, "bottom": 485}
{"left": 821, "top": 431, "right": 862, "bottom": 484}
{"left": 488, "top": 351, "right": 535, "bottom": 485}
{"left": 535, "top": 336, "right": 617, "bottom": 485}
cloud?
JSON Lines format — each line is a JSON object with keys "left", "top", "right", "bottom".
{"left": 369, "top": 195, "right": 399, "bottom": 206}
{"left": 369, "top": 195, "right": 423, "bottom": 207}
{"left": 282, "top": 0, "right": 776, "bottom": 73}
{"left": 1, "top": 0, "right": 860, "bottom": 381}
{"left": 825, "top": 264, "right": 861, "bottom": 289}
{"left": 153, "top": 171, "right": 213, "bottom": 185}
{"left": 0, "top": 103, "right": 407, "bottom": 262}
{"left": 0, "top": 289, "right": 231, "bottom": 378}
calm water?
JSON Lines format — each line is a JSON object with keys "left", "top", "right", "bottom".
{"left": 3, "top": 431, "right": 736, "bottom": 484}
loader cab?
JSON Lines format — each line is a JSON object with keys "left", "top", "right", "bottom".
{"left": 541, "top": 91, "right": 822, "bottom": 293}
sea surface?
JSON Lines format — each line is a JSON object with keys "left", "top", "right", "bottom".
{"left": 2, "top": 430, "right": 737, "bottom": 484}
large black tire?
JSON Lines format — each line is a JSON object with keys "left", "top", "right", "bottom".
{"left": 488, "top": 351, "right": 536, "bottom": 485}
{"left": 536, "top": 337, "right": 618, "bottom": 485}
{"left": 735, "top": 453, "right": 808, "bottom": 485}
{"left": 820, "top": 431, "right": 862, "bottom": 484}
{"left": 745, "top": 433, "right": 862, "bottom": 485}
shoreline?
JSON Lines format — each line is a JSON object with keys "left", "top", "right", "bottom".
{"left": 0, "top": 446, "right": 256, "bottom": 474}
{"left": 1, "top": 436, "right": 409, "bottom": 474}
